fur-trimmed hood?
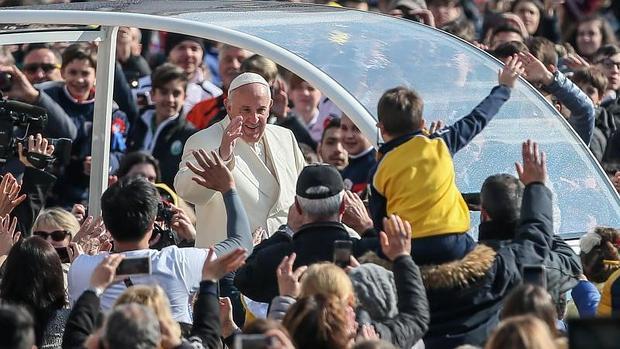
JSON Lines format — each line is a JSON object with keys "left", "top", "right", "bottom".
{"left": 358, "top": 244, "right": 497, "bottom": 289}
{"left": 420, "top": 244, "right": 497, "bottom": 290}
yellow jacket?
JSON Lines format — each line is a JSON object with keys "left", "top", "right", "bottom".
{"left": 373, "top": 135, "right": 470, "bottom": 238}
{"left": 597, "top": 268, "right": 620, "bottom": 316}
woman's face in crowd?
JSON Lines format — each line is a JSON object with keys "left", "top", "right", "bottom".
{"left": 514, "top": 1, "right": 540, "bottom": 35}
{"left": 576, "top": 20, "right": 603, "bottom": 57}
{"left": 429, "top": 2, "right": 461, "bottom": 28}
{"left": 597, "top": 53, "right": 620, "bottom": 91}
{"left": 62, "top": 58, "right": 96, "bottom": 101}
{"left": 34, "top": 223, "right": 71, "bottom": 248}
{"left": 289, "top": 81, "right": 321, "bottom": 116}
{"left": 127, "top": 163, "right": 158, "bottom": 183}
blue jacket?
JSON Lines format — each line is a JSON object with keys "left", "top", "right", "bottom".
{"left": 572, "top": 280, "right": 601, "bottom": 318}
{"left": 369, "top": 85, "right": 511, "bottom": 230}
{"left": 546, "top": 70, "right": 595, "bottom": 145}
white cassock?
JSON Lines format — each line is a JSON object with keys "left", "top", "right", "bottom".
{"left": 174, "top": 117, "right": 306, "bottom": 248}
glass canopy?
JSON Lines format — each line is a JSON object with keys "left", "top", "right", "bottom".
{"left": 6, "top": 0, "right": 620, "bottom": 236}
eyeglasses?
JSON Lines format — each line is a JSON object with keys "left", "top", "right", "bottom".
{"left": 33, "top": 230, "right": 70, "bottom": 241}
{"left": 597, "top": 59, "right": 620, "bottom": 70}
{"left": 22, "top": 63, "right": 60, "bottom": 74}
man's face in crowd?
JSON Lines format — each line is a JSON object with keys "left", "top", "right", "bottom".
{"left": 226, "top": 83, "right": 272, "bottom": 143}
{"left": 168, "top": 40, "right": 203, "bottom": 78}
{"left": 491, "top": 31, "right": 523, "bottom": 49}
{"left": 576, "top": 20, "right": 603, "bottom": 57}
{"left": 575, "top": 81, "right": 602, "bottom": 105}
{"left": 127, "top": 163, "right": 158, "bottom": 183}
{"left": 23, "top": 48, "right": 61, "bottom": 84}
{"left": 341, "top": 114, "right": 372, "bottom": 156}
{"left": 152, "top": 79, "right": 186, "bottom": 119}
{"left": 289, "top": 80, "right": 321, "bottom": 115}
{"left": 219, "top": 47, "right": 250, "bottom": 90}
{"left": 597, "top": 53, "right": 620, "bottom": 91}
{"left": 116, "top": 27, "right": 133, "bottom": 63}
{"left": 318, "top": 126, "right": 348, "bottom": 170}
{"left": 62, "top": 58, "right": 96, "bottom": 100}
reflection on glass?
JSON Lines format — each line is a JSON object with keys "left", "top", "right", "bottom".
{"left": 178, "top": 9, "right": 619, "bottom": 236}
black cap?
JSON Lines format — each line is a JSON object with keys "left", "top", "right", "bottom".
{"left": 296, "top": 164, "right": 344, "bottom": 199}
{"left": 165, "top": 32, "right": 205, "bottom": 57}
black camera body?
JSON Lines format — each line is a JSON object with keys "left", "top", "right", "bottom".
{"left": 150, "top": 201, "right": 179, "bottom": 250}
{"left": 0, "top": 72, "right": 13, "bottom": 93}
{"left": 0, "top": 99, "right": 72, "bottom": 167}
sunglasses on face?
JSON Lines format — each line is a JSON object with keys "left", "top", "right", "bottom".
{"left": 23, "top": 63, "right": 60, "bottom": 73}
{"left": 597, "top": 59, "right": 620, "bottom": 70}
{"left": 33, "top": 230, "right": 70, "bottom": 241}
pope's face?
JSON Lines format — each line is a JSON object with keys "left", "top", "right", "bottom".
{"left": 225, "top": 83, "right": 272, "bottom": 143}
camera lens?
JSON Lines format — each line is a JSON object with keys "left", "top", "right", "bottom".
{"left": 0, "top": 72, "right": 13, "bottom": 92}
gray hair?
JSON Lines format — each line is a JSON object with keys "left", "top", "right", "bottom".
{"left": 296, "top": 188, "right": 344, "bottom": 219}
{"left": 104, "top": 304, "right": 161, "bottom": 349}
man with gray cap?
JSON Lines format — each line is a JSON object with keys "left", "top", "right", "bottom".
{"left": 175, "top": 72, "right": 306, "bottom": 248}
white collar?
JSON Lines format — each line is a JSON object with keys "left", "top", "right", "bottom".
{"left": 349, "top": 146, "right": 374, "bottom": 159}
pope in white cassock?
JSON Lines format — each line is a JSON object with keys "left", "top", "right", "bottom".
{"left": 175, "top": 73, "right": 306, "bottom": 247}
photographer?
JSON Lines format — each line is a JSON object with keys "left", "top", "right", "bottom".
{"left": 4, "top": 134, "right": 57, "bottom": 237}
{"left": 0, "top": 65, "right": 77, "bottom": 141}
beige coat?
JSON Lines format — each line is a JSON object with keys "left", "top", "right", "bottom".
{"left": 174, "top": 118, "right": 306, "bottom": 247}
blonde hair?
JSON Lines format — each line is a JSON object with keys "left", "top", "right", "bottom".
{"left": 114, "top": 285, "right": 181, "bottom": 340}
{"left": 485, "top": 315, "right": 558, "bottom": 349}
{"left": 33, "top": 207, "right": 80, "bottom": 237}
{"left": 300, "top": 263, "right": 355, "bottom": 306}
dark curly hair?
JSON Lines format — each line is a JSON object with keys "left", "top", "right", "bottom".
{"left": 580, "top": 226, "right": 620, "bottom": 283}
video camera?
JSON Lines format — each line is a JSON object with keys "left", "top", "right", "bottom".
{"left": 0, "top": 99, "right": 71, "bottom": 168}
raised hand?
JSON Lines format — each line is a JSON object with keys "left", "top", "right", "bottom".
{"left": 428, "top": 120, "right": 445, "bottom": 134}
{"left": 187, "top": 149, "right": 235, "bottom": 192}
{"left": 219, "top": 297, "right": 239, "bottom": 338}
{"left": 0, "top": 215, "right": 20, "bottom": 257}
{"left": 271, "top": 78, "right": 289, "bottom": 119}
{"left": 379, "top": 214, "right": 412, "bottom": 261}
{"left": 0, "top": 173, "right": 26, "bottom": 217}
{"left": 67, "top": 242, "right": 84, "bottom": 263}
{"left": 0, "top": 65, "right": 40, "bottom": 104}
{"left": 89, "top": 254, "right": 124, "bottom": 290}
{"left": 515, "top": 139, "right": 547, "bottom": 186}
{"left": 564, "top": 53, "right": 590, "bottom": 71}
{"left": 18, "top": 133, "right": 55, "bottom": 168}
{"left": 498, "top": 54, "right": 525, "bottom": 88}
{"left": 73, "top": 216, "right": 106, "bottom": 246}
{"left": 168, "top": 203, "right": 196, "bottom": 242}
{"left": 71, "top": 204, "right": 87, "bottom": 224}
{"left": 342, "top": 191, "right": 374, "bottom": 235}
{"left": 518, "top": 52, "right": 554, "bottom": 85}
{"left": 219, "top": 115, "right": 244, "bottom": 161}
{"left": 202, "top": 247, "right": 247, "bottom": 282}
{"left": 276, "top": 253, "right": 308, "bottom": 298}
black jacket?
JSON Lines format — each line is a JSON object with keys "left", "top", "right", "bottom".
{"left": 422, "top": 183, "right": 554, "bottom": 349}
{"left": 126, "top": 111, "right": 197, "bottom": 187}
{"left": 372, "top": 255, "right": 430, "bottom": 349}
{"left": 479, "top": 220, "right": 582, "bottom": 304}
{"left": 234, "top": 221, "right": 380, "bottom": 303}
{"left": 61, "top": 281, "right": 221, "bottom": 349}
{"left": 13, "top": 167, "right": 57, "bottom": 237}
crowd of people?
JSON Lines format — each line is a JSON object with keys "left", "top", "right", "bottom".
{"left": 0, "top": 0, "right": 619, "bottom": 348}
